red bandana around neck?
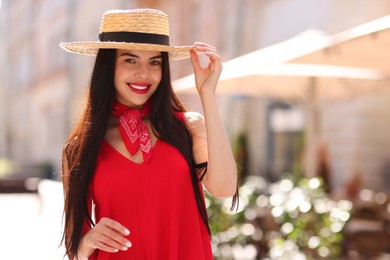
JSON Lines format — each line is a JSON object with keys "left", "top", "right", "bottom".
{"left": 112, "top": 100, "right": 153, "bottom": 162}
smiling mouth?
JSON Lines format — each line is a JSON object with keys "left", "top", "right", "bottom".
{"left": 127, "top": 83, "right": 151, "bottom": 93}
{"left": 129, "top": 83, "right": 149, "bottom": 89}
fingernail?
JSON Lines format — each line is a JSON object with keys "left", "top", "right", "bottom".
{"left": 114, "top": 249, "right": 119, "bottom": 253}
{"left": 124, "top": 229, "right": 130, "bottom": 235}
{"left": 126, "top": 242, "right": 132, "bottom": 247}
{"left": 122, "top": 247, "right": 128, "bottom": 251}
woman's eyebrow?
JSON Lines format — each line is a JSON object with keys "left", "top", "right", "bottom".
{"left": 150, "top": 55, "right": 162, "bottom": 60}
{"left": 120, "top": 53, "right": 139, "bottom": 58}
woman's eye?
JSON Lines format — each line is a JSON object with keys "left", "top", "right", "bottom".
{"left": 124, "top": 58, "right": 136, "bottom": 63}
{"left": 150, "top": 60, "right": 161, "bottom": 66}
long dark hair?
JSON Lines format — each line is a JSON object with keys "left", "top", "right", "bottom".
{"left": 61, "top": 49, "right": 210, "bottom": 259}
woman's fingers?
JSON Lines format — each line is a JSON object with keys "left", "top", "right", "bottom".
{"left": 192, "top": 42, "right": 221, "bottom": 69}
{"left": 205, "top": 51, "right": 222, "bottom": 71}
{"left": 95, "top": 224, "right": 131, "bottom": 249}
{"left": 94, "top": 241, "right": 120, "bottom": 253}
{"left": 194, "top": 42, "right": 217, "bottom": 51}
{"left": 190, "top": 50, "right": 202, "bottom": 71}
{"left": 85, "top": 217, "right": 132, "bottom": 253}
{"left": 100, "top": 217, "right": 130, "bottom": 236}
{"left": 194, "top": 42, "right": 219, "bottom": 57}
{"left": 191, "top": 42, "right": 223, "bottom": 95}
{"left": 91, "top": 233, "right": 123, "bottom": 253}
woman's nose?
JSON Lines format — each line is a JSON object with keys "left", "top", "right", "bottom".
{"left": 135, "top": 64, "right": 149, "bottom": 78}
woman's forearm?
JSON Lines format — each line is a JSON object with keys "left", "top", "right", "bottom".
{"left": 200, "top": 91, "right": 237, "bottom": 198}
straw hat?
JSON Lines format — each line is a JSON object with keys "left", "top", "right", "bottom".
{"left": 59, "top": 9, "right": 193, "bottom": 60}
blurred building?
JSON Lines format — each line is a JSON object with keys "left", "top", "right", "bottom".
{"left": 0, "top": 0, "right": 389, "bottom": 192}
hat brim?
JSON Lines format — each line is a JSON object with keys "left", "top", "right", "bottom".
{"left": 59, "top": 41, "right": 194, "bottom": 60}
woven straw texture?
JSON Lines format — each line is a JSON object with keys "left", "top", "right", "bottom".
{"left": 100, "top": 9, "right": 169, "bottom": 35}
{"left": 59, "top": 9, "right": 192, "bottom": 60}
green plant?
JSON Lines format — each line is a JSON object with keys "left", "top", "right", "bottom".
{"left": 268, "top": 174, "right": 352, "bottom": 259}
{"left": 206, "top": 174, "right": 352, "bottom": 259}
{"left": 206, "top": 176, "right": 269, "bottom": 259}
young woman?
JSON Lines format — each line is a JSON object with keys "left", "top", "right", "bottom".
{"left": 60, "top": 8, "right": 237, "bottom": 260}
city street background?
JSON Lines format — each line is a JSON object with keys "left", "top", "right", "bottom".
{"left": 1, "top": 0, "right": 390, "bottom": 259}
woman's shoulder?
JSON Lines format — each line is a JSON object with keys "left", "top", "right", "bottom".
{"left": 182, "top": 111, "right": 206, "bottom": 137}
{"left": 183, "top": 111, "right": 205, "bottom": 127}
{"left": 183, "top": 112, "right": 208, "bottom": 163}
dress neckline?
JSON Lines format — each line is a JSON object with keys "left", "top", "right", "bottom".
{"left": 102, "top": 139, "right": 161, "bottom": 165}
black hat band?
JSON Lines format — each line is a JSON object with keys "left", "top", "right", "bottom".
{"left": 99, "top": 31, "right": 170, "bottom": 46}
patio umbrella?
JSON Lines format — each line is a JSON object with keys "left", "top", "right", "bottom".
{"left": 289, "top": 15, "right": 390, "bottom": 72}
{"left": 174, "top": 29, "right": 331, "bottom": 93}
{"left": 173, "top": 63, "right": 390, "bottom": 177}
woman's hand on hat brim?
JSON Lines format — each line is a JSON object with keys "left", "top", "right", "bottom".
{"left": 190, "top": 42, "right": 222, "bottom": 97}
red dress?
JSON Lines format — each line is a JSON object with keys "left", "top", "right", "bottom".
{"left": 88, "top": 139, "right": 213, "bottom": 259}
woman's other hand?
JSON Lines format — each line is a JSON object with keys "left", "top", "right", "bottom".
{"left": 78, "top": 217, "right": 132, "bottom": 259}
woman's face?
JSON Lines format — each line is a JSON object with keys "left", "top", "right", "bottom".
{"left": 114, "top": 49, "right": 163, "bottom": 108}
